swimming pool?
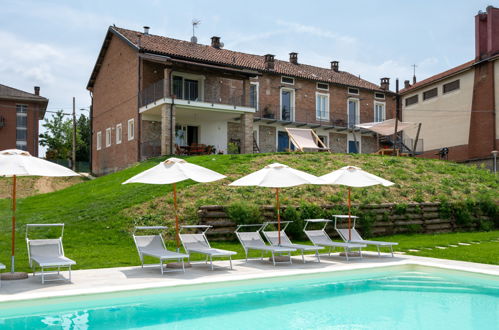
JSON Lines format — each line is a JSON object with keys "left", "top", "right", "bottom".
{"left": 0, "top": 265, "right": 497, "bottom": 329}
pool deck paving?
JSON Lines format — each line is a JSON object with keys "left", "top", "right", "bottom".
{"left": 1, "top": 252, "right": 498, "bottom": 303}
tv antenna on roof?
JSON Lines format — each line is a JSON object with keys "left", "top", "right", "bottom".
{"left": 412, "top": 64, "right": 417, "bottom": 84}
{"left": 191, "top": 19, "right": 201, "bottom": 43}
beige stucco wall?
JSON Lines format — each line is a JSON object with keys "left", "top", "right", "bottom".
{"left": 495, "top": 59, "right": 499, "bottom": 139}
{"left": 402, "top": 69, "right": 475, "bottom": 151}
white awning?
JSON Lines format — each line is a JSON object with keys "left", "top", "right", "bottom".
{"left": 355, "top": 119, "right": 418, "bottom": 136}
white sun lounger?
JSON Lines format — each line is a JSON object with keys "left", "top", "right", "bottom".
{"left": 235, "top": 224, "right": 296, "bottom": 266}
{"left": 133, "top": 226, "right": 189, "bottom": 274}
{"left": 180, "top": 225, "right": 237, "bottom": 270}
{"left": 303, "top": 219, "right": 366, "bottom": 261}
{"left": 261, "top": 221, "right": 323, "bottom": 263}
{"left": 26, "top": 224, "right": 76, "bottom": 284}
{"left": 333, "top": 215, "right": 398, "bottom": 257}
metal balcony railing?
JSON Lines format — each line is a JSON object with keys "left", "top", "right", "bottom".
{"left": 139, "top": 79, "right": 252, "bottom": 108}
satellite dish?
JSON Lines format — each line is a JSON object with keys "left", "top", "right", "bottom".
{"left": 220, "top": 42, "right": 224, "bottom": 48}
{"left": 191, "top": 36, "right": 198, "bottom": 44}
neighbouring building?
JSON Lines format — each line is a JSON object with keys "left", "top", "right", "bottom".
{"left": 87, "top": 26, "right": 396, "bottom": 175}
{"left": 0, "top": 84, "right": 48, "bottom": 156}
{"left": 400, "top": 6, "right": 499, "bottom": 162}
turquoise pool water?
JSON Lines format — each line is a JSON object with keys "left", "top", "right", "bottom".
{"left": 0, "top": 266, "right": 498, "bottom": 329}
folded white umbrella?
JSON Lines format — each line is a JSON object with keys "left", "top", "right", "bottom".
{"left": 123, "top": 157, "right": 226, "bottom": 249}
{"left": 0, "top": 149, "right": 80, "bottom": 273}
{"left": 320, "top": 166, "right": 394, "bottom": 240}
{"left": 230, "top": 163, "right": 324, "bottom": 244}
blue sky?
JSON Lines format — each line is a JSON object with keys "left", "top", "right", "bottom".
{"left": 0, "top": 0, "right": 492, "bottom": 141}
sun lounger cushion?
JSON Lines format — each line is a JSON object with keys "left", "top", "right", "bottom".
{"left": 180, "top": 234, "right": 236, "bottom": 256}
{"left": 336, "top": 229, "right": 398, "bottom": 246}
{"left": 237, "top": 232, "right": 295, "bottom": 252}
{"left": 264, "top": 231, "right": 323, "bottom": 251}
{"left": 305, "top": 230, "right": 365, "bottom": 248}
{"left": 134, "top": 235, "right": 188, "bottom": 259}
{"left": 28, "top": 239, "right": 75, "bottom": 267}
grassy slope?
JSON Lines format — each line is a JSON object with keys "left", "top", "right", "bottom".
{"left": 0, "top": 153, "right": 497, "bottom": 272}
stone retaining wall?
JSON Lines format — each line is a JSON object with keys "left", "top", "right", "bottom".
{"left": 197, "top": 202, "right": 493, "bottom": 240}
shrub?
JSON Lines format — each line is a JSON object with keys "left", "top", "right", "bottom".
{"left": 226, "top": 201, "right": 263, "bottom": 225}
{"left": 394, "top": 203, "right": 407, "bottom": 215}
{"left": 282, "top": 206, "right": 305, "bottom": 240}
{"left": 299, "top": 202, "right": 324, "bottom": 220}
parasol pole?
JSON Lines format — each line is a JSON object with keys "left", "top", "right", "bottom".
{"left": 348, "top": 187, "right": 351, "bottom": 241}
{"left": 11, "top": 175, "right": 17, "bottom": 273}
{"left": 172, "top": 182, "right": 180, "bottom": 251}
{"left": 276, "top": 188, "right": 281, "bottom": 245}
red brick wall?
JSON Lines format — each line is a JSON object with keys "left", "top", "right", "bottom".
{"left": 254, "top": 73, "right": 394, "bottom": 125}
{"left": 0, "top": 99, "right": 41, "bottom": 156}
{"left": 91, "top": 34, "right": 139, "bottom": 175}
{"left": 468, "top": 61, "right": 496, "bottom": 159}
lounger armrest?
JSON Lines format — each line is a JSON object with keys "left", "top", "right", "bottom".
{"left": 187, "top": 248, "right": 237, "bottom": 256}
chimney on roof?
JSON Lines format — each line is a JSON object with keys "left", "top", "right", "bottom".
{"left": 475, "top": 6, "right": 499, "bottom": 60}
{"left": 211, "top": 36, "right": 221, "bottom": 49}
{"left": 331, "top": 61, "right": 339, "bottom": 72}
{"left": 380, "top": 77, "right": 390, "bottom": 90}
{"left": 264, "top": 54, "right": 275, "bottom": 70}
{"left": 143, "top": 26, "right": 150, "bottom": 35}
{"left": 34, "top": 86, "right": 40, "bottom": 96}
{"left": 289, "top": 52, "right": 298, "bottom": 64}
{"left": 404, "top": 80, "right": 411, "bottom": 89}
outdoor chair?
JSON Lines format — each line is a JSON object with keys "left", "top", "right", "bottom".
{"left": 261, "top": 221, "right": 323, "bottom": 263}
{"left": 133, "top": 226, "right": 189, "bottom": 274}
{"left": 26, "top": 224, "right": 76, "bottom": 284}
{"left": 235, "top": 224, "right": 296, "bottom": 266}
{"left": 303, "top": 219, "right": 366, "bottom": 261}
{"left": 180, "top": 225, "right": 237, "bottom": 270}
{"left": 333, "top": 215, "right": 398, "bottom": 257}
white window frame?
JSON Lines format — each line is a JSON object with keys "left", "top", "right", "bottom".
{"left": 281, "top": 76, "right": 295, "bottom": 85}
{"left": 315, "top": 92, "right": 330, "bottom": 121}
{"left": 105, "top": 128, "right": 112, "bottom": 148}
{"left": 250, "top": 82, "right": 259, "bottom": 110}
{"left": 348, "top": 87, "right": 359, "bottom": 95}
{"left": 171, "top": 71, "right": 205, "bottom": 101}
{"left": 128, "top": 119, "right": 135, "bottom": 141}
{"left": 280, "top": 87, "right": 295, "bottom": 121}
{"left": 16, "top": 104, "right": 28, "bottom": 148}
{"left": 96, "top": 131, "right": 102, "bottom": 150}
{"left": 347, "top": 98, "right": 360, "bottom": 128}
{"left": 374, "top": 92, "right": 385, "bottom": 100}
{"left": 116, "top": 123, "right": 122, "bottom": 144}
{"left": 317, "top": 82, "right": 329, "bottom": 91}
{"left": 374, "top": 101, "right": 386, "bottom": 123}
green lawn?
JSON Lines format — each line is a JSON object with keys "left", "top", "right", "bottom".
{"left": 0, "top": 153, "right": 497, "bottom": 272}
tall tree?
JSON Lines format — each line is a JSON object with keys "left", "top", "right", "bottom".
{"left": 39, "top": 110, "right": 73, "bottom": 160}
{"left": 39, "top": 111, "right": 90, "bottom": 162}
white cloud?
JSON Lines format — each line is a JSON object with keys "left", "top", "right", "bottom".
{"left": 275, "top": 20, "right": 357, "bottom": 44}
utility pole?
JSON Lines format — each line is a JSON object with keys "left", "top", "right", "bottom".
{"left": 72, "top": 97, "right": 76, "bottom": 171}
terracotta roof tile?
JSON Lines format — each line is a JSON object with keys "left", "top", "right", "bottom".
{"left": 0, "top": 84, "right": 48, "bottom": 102}
{"left": 113, "top": 27, "right": 386, "bottom": 92}
{"left": 400, "top": 60, "right": 475, "bottom": 94}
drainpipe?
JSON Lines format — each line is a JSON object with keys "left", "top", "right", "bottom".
{"left": 137, "top": 54, "right": 142, "bottom": 161}
{"left": 170, "top": 98, "right": 174, "bottom": 155}
{"left": 89, "top": 91, "right": 93, "bottom": 174}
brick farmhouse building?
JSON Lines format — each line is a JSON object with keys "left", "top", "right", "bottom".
{"left": 87, "top": 26, "right": 396, "bottom": 175}
{"left": 400, "top": 6, "right": 499, "bottom": 162}
{"left": 0, "top": 84, "right": 48, "bottom": 156}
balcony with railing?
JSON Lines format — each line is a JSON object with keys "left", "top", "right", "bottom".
{"left": 139, "top": 79, "right": 255, "bottom": 113}
{"left": 254, "top": 105, "right": 362, "bottom": 131}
